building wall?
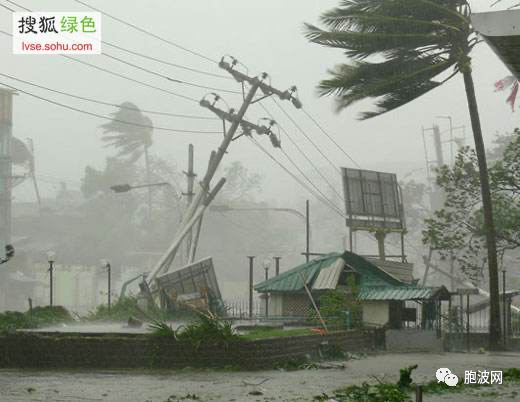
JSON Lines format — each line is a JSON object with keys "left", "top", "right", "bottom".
{"left": 268, "top": 293, "right": 283, "bottom": 316}
{"left": 362, "top": 301, "right": 389, "bottom": 326}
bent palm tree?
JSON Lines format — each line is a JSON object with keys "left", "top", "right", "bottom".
{"left": 101, "top": 102, "right": 154, "bottom": 221}
{"left": 305, "top": 0, "right": 502, "bottom": 349}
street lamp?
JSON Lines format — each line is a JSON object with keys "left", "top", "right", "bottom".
{"left": 110, "top": 182, "right": 170, "bottom": 193}
{"left": 47, "top": 251, "right": 55, "bottom": 307}
{"left": 501, "top": 265, "right": 507, "bottom": 348}
{"left": 101, "top": 259, "right": 112, "bottom": 312}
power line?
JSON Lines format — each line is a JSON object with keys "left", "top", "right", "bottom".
{"left": 1, "top": 3, "right": 239, "bottom": 95}
{"left": 279, "top": 147, "right": 346, "bottom": 218}
{"left": 248, "top": 136, "right": 346, "bottom": 219}
{"left": 71, "top": 0, "right": 220, "bottom": 65}
{"left": 0, "top": 2, "right": 14, "bottom": 12}
{"left": 101, "top": 52, "right": 241, "bottom": 95}
{"left": 0, "top": 26, "right": 203, "bottom": 104}
{"left": 301, "top": 108, "right": 361, "bottom": 168}
{"left": 0, "top": 72, "right": 219, "bottom": 120}
{"left": 100, "top": 38, "right": 231, "bottom": 80}
{"left": 272, "top": 98, "right": 342, "bottom": 175}
{"left": 0, "top": 80, "right": 221, "bottom": 134}
{"left": 259, "top": 102, "right": 344, "bottom": 202}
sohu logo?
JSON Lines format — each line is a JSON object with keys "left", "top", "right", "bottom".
{"left": 436, "top": 368, "right": 459, "bottom": 387}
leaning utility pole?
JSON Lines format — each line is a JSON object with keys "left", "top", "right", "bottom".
{"left": 146, "top": 56, "right": 301, "bottom": 287}
{"left": 0, "top": 88, "right": 16, "bottom": 260}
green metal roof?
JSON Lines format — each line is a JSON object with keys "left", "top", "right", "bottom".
{"left": 359, "top": 286, "right": 451, "bottom": 301}
{"left": 255, "top": 251, "right": 408, "bottom": 293}
{"left": 254, "top": 253, "right": 341, "bottom": 293}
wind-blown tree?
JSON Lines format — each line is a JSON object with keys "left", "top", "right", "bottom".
{"left": 305, "top": 0, "right": 502, "bottom": 348}
{"left": 101, "top": 102, "right": 154, "bottom": 221}
{"left": 423, "top": 130, "right": 520, "bottom": 285}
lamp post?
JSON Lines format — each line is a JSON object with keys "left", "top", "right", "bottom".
{"left": 263, "top": 259, "right": 271, "bottom": 317}
{"left": 502, "top": 266, "right": 507, "bottom": 348}
{"left": 101, "top": 259, "right": 112, "bottom": 312}
{"left": 47, "top": 251, "right": 55, "bottom": 307}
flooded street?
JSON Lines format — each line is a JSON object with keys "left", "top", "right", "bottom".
{"left": 2, "top": 352, "right": 520, "bottom": 402}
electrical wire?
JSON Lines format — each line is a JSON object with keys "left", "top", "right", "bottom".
{"left": 259, "top": 102, "right": 344, "bottom": 202}
{"left": 0, "top": 80, "right": 221, "bottom": 134}
{"left": 100, "top": 38, "right": 231, "bottom": 80}
{"left": 0, "top": 72, "right": 219, "bottom": 120}
{"left": 71, "top": 0, "right": 220, "bottom": 65}
{"left": 248, "top": 136, "right": 347, "bottom": 219}
{"left": 101, "top": 52, "right": 240, "bottom": 95}
{"left": 272, "top": 98, "right": 342, "bottom": 175}
{"left": 0, "top": 2, "right": 13, "bottom": 12}
{"left": 301, "top": 108, "right": 361, "bottom": 168}
{"left": 1, "top": 2, "right": 239, "bottom": 95}
{"left": 279, "top": 147, "right": 346, "bottom": 218}
{"left": 0, "top": 26, "right": 204, "bottom": 104}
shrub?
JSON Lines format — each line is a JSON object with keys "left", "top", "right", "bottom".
{"left": 149, "top": 311, "right": 241, "bottom": 349}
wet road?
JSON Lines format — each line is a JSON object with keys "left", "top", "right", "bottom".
{"left": 1, "top": 352, "right": 519, "bottom": 401}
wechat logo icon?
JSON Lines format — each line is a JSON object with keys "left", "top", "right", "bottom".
{"left": 436, "top": 368, "right": 459, "bottom": 387}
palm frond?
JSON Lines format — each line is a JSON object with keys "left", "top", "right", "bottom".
{"left": 304, "top": 0, "right": 471, "bottom": 119}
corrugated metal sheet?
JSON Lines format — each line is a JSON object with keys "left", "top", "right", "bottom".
{"left": 366, "top": 258, "right": 414, "bottom": 284}
{"left": 359, "top": 287, "right": 446, "bottom": 301}
{"left": 254, "top": 253, "right": 341, "bottom": 293}
{"left": 312, "top": 257, "right": 344, "bottom": 290}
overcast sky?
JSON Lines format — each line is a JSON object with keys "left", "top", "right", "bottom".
{"left": 3, "top": 0, "right": 519, "bottom": 208}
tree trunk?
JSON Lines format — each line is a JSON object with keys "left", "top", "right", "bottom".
{"left": 462, "top": 69, "right": 502, "bottom": 350}
{"left": 144, "top": 145, "right": 152, "bottom": 223}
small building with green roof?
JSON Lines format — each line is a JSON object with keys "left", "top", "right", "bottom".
{"left": 254, "top": 250, "right": 451, "bottom": 329}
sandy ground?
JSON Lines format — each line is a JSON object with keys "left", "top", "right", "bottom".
{"left": 1, "top": 352, "right": 520, "bottom": 402}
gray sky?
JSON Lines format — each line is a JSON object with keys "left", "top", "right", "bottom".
{"left": 3, "top": 0, "right": 519, "bottom": 208}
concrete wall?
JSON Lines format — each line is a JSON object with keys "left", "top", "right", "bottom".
{"left": 0, "top": 329, "right": 376, "bottom": 369}
{"left": 386, "top": 329, "right": 443, "bottom": 352}
{"left": 444, "top": 333, "right": 520, "bottom": 351}
{"left": 363, "top": 301, "right": 389, "bottom": 326}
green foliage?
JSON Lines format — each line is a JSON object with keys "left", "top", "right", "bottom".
{"left": 87, "top": 296, "right": 146, "bottom": 322}
{"left": 30, "top": 306, "right": 73, "bottom": 326}
{"left": 397, "top": 365, "right": 418, "bottom": 389}
{"left": 312, "top": 276, "right": 363, "bottom": 329}
{"left": 149, "top": 320, "right": 177, "bottom": 337}
{"left": 0, "top": 306, "right": 73, "bottom": 333}
{"left": 315, "top": 382, "right": 411, "bottom": 402}
{"left": 304, "top": 0, "right": 473, "bottom": 119}
{"left": 149, "top": 311, "right": 241, "bottom": 349}
{"left": 423, "top": 130, "right": 520, "bottom": 283}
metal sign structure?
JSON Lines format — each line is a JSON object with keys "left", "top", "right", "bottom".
{"left": 155, "top": 257, "right": 222, "bottom": 311}
{"left": 341, "top": 168, "right": 405, "bottom": 232}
